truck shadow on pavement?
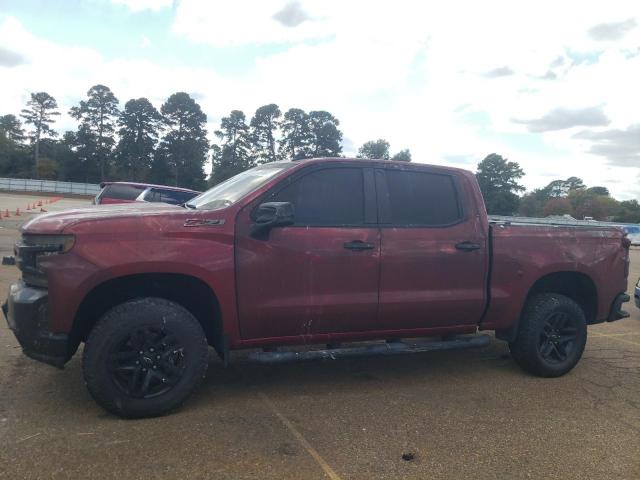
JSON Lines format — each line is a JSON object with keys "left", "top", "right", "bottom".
{"left": 190, "top": 340, "right": 517, "bottom": 405}
{"left": 6, "top": 339, "right": 521, "bottom": 420}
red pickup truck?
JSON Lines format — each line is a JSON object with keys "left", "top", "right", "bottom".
{"left": 4, "top": 158, "right": 631, "bottom": 418}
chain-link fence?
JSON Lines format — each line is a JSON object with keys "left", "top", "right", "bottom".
{"left": 0, "top": 177, "right": 100, "bottom": 196}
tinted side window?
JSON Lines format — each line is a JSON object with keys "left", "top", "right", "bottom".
{"left": 103, "top": 184, "right": 145, "bottom": 200}
{"left": 144, "top": 189, "right": 196, "bottom": 204}
{"left": 384, "top": 170, "right": 461, "bottom": 225}
{"left": 161, "top": 190, "right": 198, "bottom": 205}
{"left": 144, "top": 189, "right": 159, "bottom": 202}
{"left": 270, "top": 168, "right": 364, "bottom": 226}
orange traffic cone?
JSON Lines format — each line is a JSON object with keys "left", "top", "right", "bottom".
{"left": 37, "top": 200, "right": 42, "bottom": 207}
{"left": 3, "top": 209, "right": 9, "bottom": 218}
{"left": 40, "top": 208, "right": 47, "bottom": 213}
{"left": 26, "top": 204, "right": 31, "bottom": 210}
{"left": 15, "top": 208, "right": 20, "bottom": 216}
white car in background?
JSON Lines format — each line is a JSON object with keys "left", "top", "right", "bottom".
{"left": 622, "top": 225, "right": 640, "bottom": 246}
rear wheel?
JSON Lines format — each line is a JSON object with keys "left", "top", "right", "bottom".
{"left": 83, "top": 298, "right": 208, "bottom": 418}
{"left": 509, "top": 293, "right": 587, "bottom": 377}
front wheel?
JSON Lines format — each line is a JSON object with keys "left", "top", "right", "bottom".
{"left": 83, "top": 298, "right": 209, "bottom": 418}
{"left": 509, "top": 293, "right": 587, "bottom": 377}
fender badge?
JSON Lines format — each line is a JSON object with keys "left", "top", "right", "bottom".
{"left": 183, "top": 219, "right": 225, "bottom": 227}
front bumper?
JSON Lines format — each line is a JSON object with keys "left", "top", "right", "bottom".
{"left": 3, "top": 281, "right": 69, "bottom": 368}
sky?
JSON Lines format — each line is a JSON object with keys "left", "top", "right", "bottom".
{"left": 0, "top": 0, "right": 639, "bottom": 199}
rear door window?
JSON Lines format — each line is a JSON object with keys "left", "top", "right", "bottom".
{"left": 381, "top": 170, "right": 461, "bottom": 225}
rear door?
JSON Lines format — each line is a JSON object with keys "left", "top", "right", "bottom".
{"left": 235, "top": 164, "right": 380, "bottom": 339}
{"left": 376, "top": 166, "right": 488, "bottom": 330}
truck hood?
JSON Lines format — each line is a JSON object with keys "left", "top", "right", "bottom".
{"left": 21, "top": 202, "right": 184, "bottom": 234}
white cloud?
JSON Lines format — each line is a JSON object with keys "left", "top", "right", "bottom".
{"left": 2, "top": 0, "right": 640, "bottom": 199}
{"left": 588, "top": 18, "right": 638, "bottom": 41}
{"left": 513, "top": 106, "right": 611, "bottom": 133}
{"left": 172, "top": 0, "right": 333, "bottom": 46}
{"left": 0, "top": 45, "right": 26, "bottom": 67}
{"left": 0, "top": 16, "right": 227, "bottom": 135}
{"left": 109, "top": 0, "right": 172, "bottom": 12}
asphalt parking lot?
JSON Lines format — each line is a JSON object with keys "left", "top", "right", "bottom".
{"left": 0, "top": 194, "right": 638, "bottom": 479}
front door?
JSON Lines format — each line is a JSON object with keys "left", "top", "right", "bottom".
{"left": 235, "top": 165, "right": 380, "bottom": 340}
{"left": 376, "top": 167, "right": 488, "bottom": 330}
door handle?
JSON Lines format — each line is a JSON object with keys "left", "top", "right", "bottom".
{"left": 344, "top": 240, "right": 375, "bottom": 251}
{"left": 455, "top": 241, "right": 481, "bottom": 252}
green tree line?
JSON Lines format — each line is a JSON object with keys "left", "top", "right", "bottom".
{"left": 0, "top": 86, "right": 411, "bottom": 190}
{"left": 4, "top": 87, "right": 635, "bottom": 222}
{"left": 476, "top": 153, "right": 640, "bottom": 223}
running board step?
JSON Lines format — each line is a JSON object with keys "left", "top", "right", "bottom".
{"left": 247, "top": 334, "right": 491, "bottom": 364}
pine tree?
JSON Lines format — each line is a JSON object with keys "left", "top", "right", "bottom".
{"left": 308, "top": 110, "right": 342, "bottom": 157}
{"left": 69, "top": 85, "right": 119, "bottom": 181}
{"left": 250, "top": 104, "right": 281, "bottom": 164}
{"left": 211, "top": 110, "right": 253, "bottom": 184}
{"left": 0, "top": 114, "right": 30, "bottom": 177}
{"left": 0, "top": 114, "right": 26, "bottom": 143}
{"left": 20, "top": 92, "right": 60, "bottom": 177}
{"left": 154, "top": 92, "right": 208, "bottom": 189}
{"left": 279, "top": 108, "right": 312, "bottom": 160}
{"left": 115, "top": 98, "right": 161, "bottom": 181}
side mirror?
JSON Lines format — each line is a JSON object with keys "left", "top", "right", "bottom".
{"left": 251, "top": 202, "right": 295, "bottom": 237}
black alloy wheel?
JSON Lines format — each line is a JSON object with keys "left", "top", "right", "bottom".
{"left": 509, "top": 293, "right": 587, "bottom": 377}
{"left": 83, "top": 298, "right": 208, "bottom": 418}
{"left": 108, "top": 327, "right": 186, "bottom": 399}
{"left": 538, "top": 311, "right": 578, "bottom": 364}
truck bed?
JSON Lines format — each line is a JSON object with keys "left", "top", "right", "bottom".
{"left": 489, "top": 215, "right": 627, "bottom": 229}
{"left": 480, "top": 218, "right": 629, "bottom": 333}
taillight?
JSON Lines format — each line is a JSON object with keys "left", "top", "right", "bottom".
{"left": 622, "top": 235, "right": 630, "bottom": 278}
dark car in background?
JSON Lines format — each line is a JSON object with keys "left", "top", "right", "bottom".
{"left": 94, "top": 182, "right": 201, "bottom": 206}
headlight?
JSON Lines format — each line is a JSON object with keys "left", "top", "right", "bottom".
{"left": 15, "top": 234, "right": 75, "bottom": 287}
{"left": 21, "top": 234, "right": 75, "bottom": 253}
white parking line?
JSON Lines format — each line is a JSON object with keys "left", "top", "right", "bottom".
{"left": 257, "top": 391, "right": 343, "bottom": 480}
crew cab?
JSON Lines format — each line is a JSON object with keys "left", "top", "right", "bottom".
{"left": 4, "top": 158, "right": 631, "bottom": 418}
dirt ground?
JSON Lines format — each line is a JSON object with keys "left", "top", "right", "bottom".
{"left": 0, "top": 195, "right": 638, "bottom": 479}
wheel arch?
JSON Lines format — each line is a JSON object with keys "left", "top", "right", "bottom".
{"left": 496, "top": 270, "right": 597, "bottom": 342}
{"left": 68, "top": 272, "right": 224, "bottom": 359}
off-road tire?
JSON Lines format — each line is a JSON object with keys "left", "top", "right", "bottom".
{"left": 83, "top": 298, "right": 208, "bottom": 418}
{"left": 509, "top": 293, "right": 587, "bottom": 377}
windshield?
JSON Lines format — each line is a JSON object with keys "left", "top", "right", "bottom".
{"left": 187, "top": 162, "right": 295, "bottom": 210}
